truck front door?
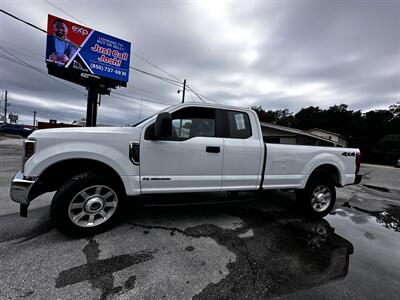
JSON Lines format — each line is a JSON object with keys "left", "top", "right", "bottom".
{"left": 139, "top": 107, "right": 224, "bottom": 193}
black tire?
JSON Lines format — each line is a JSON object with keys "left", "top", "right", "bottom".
{"left": 50, "top": 171, "right": 123, "bottom": 237}
{"left": 296, "top": 177, "right": 336, "bottom": 219}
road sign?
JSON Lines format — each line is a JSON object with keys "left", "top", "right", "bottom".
{"left": 9, "top": 113, "right": 18, "bottom": 122}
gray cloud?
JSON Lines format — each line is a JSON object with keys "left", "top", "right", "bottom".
{"left": 0, "top": 0, "right": 399, "bottom": 125}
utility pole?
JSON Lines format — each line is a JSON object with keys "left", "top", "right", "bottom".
{"left": 181, "top": 79, "right": 186, "bottom": 103}
{"left": 33, "top": 111, "right": 37, "bottom": 127}
{"left": 4, "top": 90, "right": 8, "bottom": 124}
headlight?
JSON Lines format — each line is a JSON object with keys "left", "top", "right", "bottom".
{"left": 22, "top": 139, "right": 36, "bottom": 172}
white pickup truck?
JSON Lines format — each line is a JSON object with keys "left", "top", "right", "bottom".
{"left": 11, "top": 103, "right": 362, "bottom": 236}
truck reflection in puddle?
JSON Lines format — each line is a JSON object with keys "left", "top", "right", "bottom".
{"left": 190, "top": 212, "right": 354, "bottom": 299}
{"left": 127, "top": 195, "right": 354, "bottom": 299}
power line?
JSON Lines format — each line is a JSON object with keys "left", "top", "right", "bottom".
{"left": 133, "top": 52, "right": 181, "bottom": 82}
{"left": 0, "top": 52, "right": 173, "bottom": 109}
{"left": 188, "top": 90, "right": 197, "bottom": 103}
{"left": 7, "top": 91, "right": 87, "bottom": 122}
{"left": 0, "top": 53, "right": 193, "bottom": 112}
{"left": 6, "top": 91, "right": 82, "bottom": 120}
{"left": 0, "top": 39, "right": 44, "bottom": 60}
{"left": 186, "top": 85, "right": 216, "bottom": 103}
{"left": 43, "top": 0, "right": 88, "bottom": 26}
{"left": 1, "top": 40, "right": 169, "bottom": 101}
{"left": 7, "top": 100, "right": 75, "bottom": 122}
{"left": 128, "top": 86, "right": 167, "bottom": 101}
{"left": 128, "top": 66, "right": 182, "bottom": 86}
{"left": 112, "top": 91, "right": 173, "bottom": 106}
{"left": 198, "top": 94, "right": 217, "bottom": 103}
{"left": 1, "top": 45, "right": 40, "bottom": 67}
{"left": 0, "top": 40, "right": 181, "bottom": 92}
{"left": 0, "top": 57, "right": 85, "bottom": 121}
{"left": 0, "top": 52, "right": 41, "bottom": 72}
{"left": 2, "top": 40, "right": 181, "bottom": 99}
{"left": 0, "top": 48, "right": 86, "bottom": 97}
{"left": 109, "top": 94, "right": 154, "bottom": 108}
{"left": 186, "top": 85, "right": 207, "bottom": 103}
{"left": 0, "top": 9, "right": 47, "bottom": 33}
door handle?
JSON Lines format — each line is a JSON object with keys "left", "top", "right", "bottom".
{"left": 206, "top": 146, "right": 220, "bottom": 153}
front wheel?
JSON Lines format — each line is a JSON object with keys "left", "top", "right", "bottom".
{"left": 50, "top": 172, "right": 122, "bottom": 237}
{"left": 296, "top": 177, "right": 336, "bottom": 218}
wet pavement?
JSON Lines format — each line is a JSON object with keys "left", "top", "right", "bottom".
{"left": 0, "top": 137, "right": 399, "bottom": 299}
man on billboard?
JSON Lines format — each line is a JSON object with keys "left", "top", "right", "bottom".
{"left": 46, "top": 18, "right": 77, "bottom": 65}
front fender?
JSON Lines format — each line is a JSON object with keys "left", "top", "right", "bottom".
{"left": 24, "top": 141, "right": 135, "bottom": 178}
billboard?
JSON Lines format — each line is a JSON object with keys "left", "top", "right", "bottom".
{"left": 46, "top": 15, "right": 131, "bottom": 83}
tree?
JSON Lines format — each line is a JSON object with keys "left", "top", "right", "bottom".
{"left": 371, "top": 134, "right": 400, "bottom": 164}
{"left": 252, "top": 101, "right": 400, "bottom": 164}
{"left": 251, "top": 106, "right": 294, "bottom": 126}
{"left": 389, "top": 102, "right": 400, "bottom": 117}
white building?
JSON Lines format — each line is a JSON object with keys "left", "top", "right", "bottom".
{"left": 260, "top": 123, "right": 345, "bottom": 147}
{"left": 307, "top": 128, "right": 347, "bottom": 147}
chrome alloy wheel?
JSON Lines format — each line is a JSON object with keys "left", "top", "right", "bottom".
{"left": 310, "top": 185, "right": 331, "bottom": 212}
{"left": 68, "top": 185, "right": 118, "bottom": 228}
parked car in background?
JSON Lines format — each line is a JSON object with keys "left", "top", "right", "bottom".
{"left": 0, "top": 124, "right": 33, "bottom": 137}
{"left": 396, "top": 159, "right": 400, "bottom": 168}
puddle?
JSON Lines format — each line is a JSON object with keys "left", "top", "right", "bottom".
{"left": 342, "top": 202, "right": 400, "bottom": 233}
{"left": 186, "top": 207, "right": 354, "bottom": 299}
{"left": 326, "top": 206, "right": 400, "bottom": 288}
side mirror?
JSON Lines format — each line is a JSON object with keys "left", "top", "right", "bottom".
{"left": 153, "top": 112, "right": 172, "bottom": 139}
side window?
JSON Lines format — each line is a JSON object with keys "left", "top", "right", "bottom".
{"left": 227, "top": 111, "right": 252, "bottom": 139}
{"left": 170, "top": 107, "right": 216, "bottom": 140}
{"left": 263, "top": 136, "right": 280, "bottom": 143}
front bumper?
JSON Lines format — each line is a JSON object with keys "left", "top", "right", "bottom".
{"left": 10, "top": 171, "right": 35, "bottom": 205}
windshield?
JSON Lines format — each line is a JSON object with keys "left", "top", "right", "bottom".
{"left": 132, "top": 114, "right": 156, "bottom": 127}
{"left": 131, "top": 104, "right": 177, "bottom": 127}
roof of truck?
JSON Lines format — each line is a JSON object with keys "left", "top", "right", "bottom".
{"left": 173, "top": 102, "right": 253, "bottom": 112}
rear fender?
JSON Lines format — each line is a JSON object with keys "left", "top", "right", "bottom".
{"left": 300, "top": 153, "right": 346, "bottom": 188}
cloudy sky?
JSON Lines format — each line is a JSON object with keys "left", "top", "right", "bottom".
{"left": 1, "top": 0, "right": 399, "bottom": 126}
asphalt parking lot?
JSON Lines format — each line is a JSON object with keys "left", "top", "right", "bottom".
{"left": 1, "top": 136, "right": 399, "bottom": 299}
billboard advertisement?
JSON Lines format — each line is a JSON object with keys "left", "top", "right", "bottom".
{"left": 46, "top": 15, "right": 131, "bottom": 83}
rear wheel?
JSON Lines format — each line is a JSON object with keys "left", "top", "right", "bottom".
{"left": 50, "top": 172, "right": 123, "bottom": 237}
{"left": 296, "top": 177, "right": 336, "bottom": 218}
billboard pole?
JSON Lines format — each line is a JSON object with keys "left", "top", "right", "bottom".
{"left": 86, "top": 82, "right": 98, "bottom": 127}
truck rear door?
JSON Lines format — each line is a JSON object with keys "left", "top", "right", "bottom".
{"left": 221, "top": 110, "right": 264, "bottom": 191}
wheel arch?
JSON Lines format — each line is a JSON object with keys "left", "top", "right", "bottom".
{"left": 29, "top": 158, "right": 127, "bottom": 201}
{"left": 306, "top": 164, "right": 342, "bottom": 187}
